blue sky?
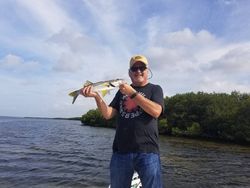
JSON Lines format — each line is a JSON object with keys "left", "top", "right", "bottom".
{"left": 0, "top": 0, "right": 250, "bottom": 118}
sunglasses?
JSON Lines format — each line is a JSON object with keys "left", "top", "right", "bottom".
{"left": 130, "top": 66, "right": 147, "bottom": 72}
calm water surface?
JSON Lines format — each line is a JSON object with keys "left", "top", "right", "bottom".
{"left": 0, "top": 117, "right": 249, "bottom": 188}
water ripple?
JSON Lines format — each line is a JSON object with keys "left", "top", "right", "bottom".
{"left": 0, "top": 117, "right": 249, "bottom": 187}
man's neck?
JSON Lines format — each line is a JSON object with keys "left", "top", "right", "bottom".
{"left": 132, "top": 81, "right": 148, "bottom": 87}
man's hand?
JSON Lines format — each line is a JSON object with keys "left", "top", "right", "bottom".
{"left": 81, "top": 85, "right": 98, "bottom": 98}
{"left": 119, "top": 83, "right": 136, "bottom": 97}
{"left": 81, "top": 85, "right": 116, "bottom": 120}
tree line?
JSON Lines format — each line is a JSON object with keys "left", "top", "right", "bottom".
{"left": 81, "top": 91, "right": 250, "bottom": 144}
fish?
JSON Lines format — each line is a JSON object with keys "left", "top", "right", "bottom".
{"left": 69, "top": 78, "right": 125, "bottom": 104}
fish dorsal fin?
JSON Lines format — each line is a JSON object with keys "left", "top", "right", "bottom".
{"left": 84, "top": 80, "right": 93, "bottom": 87}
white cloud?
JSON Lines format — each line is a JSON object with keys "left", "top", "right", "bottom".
{"left": 142, "top": 28, "right": 250, "bottom": 95}
{"left": 200, "top": 77, "right": 250, "bottom": 93}
{"left": 49, "top": 28, "right": 108, "bottom": 56}
{"left": 1, "top": 1, "right": 250, "bottom": 117}
{"left": 206, "top": 43, "right": 250, "bottom": 73}
{"left": 160, "top": 29, "right": 216, "bottom": 47}
{"left": 49, "top": 28, "right": 130, "bottom": 79}
{"left": 82, "top": 0, "right": 132, "bottom": 56}
{"left": 0, "top": 54, "right": 40, "bottom": 73}
{"left": 145, "top": 29, "right": 219, "bottom": 72}
{"left": 17, "top": 0, "right": 81, "bottom": 33}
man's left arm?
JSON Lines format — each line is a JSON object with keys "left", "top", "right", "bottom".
{"left": 132, "top": 93, "right": 162, "bottom": 118}
{"left": 119, "top": 84, "right": 163, "bottom": 118}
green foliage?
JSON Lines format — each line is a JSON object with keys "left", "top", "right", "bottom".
{"left": 171, "top": 122, "right": 201, "bottom": 137}
{"left": 81, "top": 91, "right": 250, "bottom": 144}
{"left": 165, "top": 91, "right": 250, "bottom": 144}
{"left": 171, "top": 127, "right": 183, "bottom": 136}
{"left": 186, "top": 122, "right": 201, "bottom": 136}
{"left": 158, "top": 118, "right": 171, "bottom": 134}
{"left": 233, "top": 96, "right": 250, "bottom": 142}
{"left": 81, "top": 109, "right": 115, "bottom": 128}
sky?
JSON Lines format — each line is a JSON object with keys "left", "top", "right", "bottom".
{"left": 0, "top": 0, "right": 250, "bottom": 118}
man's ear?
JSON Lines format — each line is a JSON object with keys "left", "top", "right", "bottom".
{"left": 128, "top": 69, "right": 132, "bottom": 77}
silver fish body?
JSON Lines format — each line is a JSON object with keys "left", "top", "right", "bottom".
{"left": 69, "top": 78, "right": 124, "bottom": 104}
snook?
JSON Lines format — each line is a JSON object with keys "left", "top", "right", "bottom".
{"left": 69, "top": 79, "right": 124, "bottom": 104}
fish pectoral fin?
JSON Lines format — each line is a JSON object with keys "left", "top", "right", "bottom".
{"left": 100, "top": 90, "right": 108, "bottom": 97}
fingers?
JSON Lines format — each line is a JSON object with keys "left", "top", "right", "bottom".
{"left": 119, "top": 83, "right": 135, "bottom": 96}
{"left": 119, "top": 83, "right": 124, "bottom": 90}
{"left": 81, "top": 86, "right": 93, "bottom": 97}
{"left": 119, "top": 84, "right": 126, "bottom": 95}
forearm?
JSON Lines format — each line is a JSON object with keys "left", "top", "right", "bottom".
{"left": 94, "top": 94, "right": 115, "bottom": 120}
{"left": 132, "top": 93, "right": 162, "bottom": 118}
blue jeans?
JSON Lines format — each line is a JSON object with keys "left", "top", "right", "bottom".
{"left": 110, "top": 152, "right": 163, "bottom": 188}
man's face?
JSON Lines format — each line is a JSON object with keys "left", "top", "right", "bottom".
{"left": 129, "top": 61, "right": 148, "bottom": 86}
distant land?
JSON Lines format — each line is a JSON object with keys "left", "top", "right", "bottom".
{"left": 0, "top": 116, "right": 81, "bottom": 121}
{"left": 24, "top": 116, "right": 82, "bottom": 121}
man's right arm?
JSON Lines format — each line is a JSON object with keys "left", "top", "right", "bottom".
{"left": 81, "top": 85, "right": 117, "bottom": 120}
{"left": 94, "top": 94, "right": 117, "bottom": 120}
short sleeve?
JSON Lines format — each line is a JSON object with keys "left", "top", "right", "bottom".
{"left": 151, "top": 85, "right": 164, "bottom": 113}
{"left": 109, "top": 91, "right": 121, "bottom": 111}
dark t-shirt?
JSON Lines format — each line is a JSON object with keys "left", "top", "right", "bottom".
{"left": 109, "top": 83, "right": 164, "bottom": 153}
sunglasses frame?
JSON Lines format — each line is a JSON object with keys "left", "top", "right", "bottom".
{"left": 130, "top": 66, "right": 147, "bottom": 72}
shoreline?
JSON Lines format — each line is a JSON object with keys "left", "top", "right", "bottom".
{"left": 1, "top": 116, "right": 249, "bottom": 146}
{"left": 80, "top": 122, "right": 250, "bottom": 147}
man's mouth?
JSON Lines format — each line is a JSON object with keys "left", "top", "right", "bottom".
{"left": 134, "top": 73, "right": 143, "bottom": 77}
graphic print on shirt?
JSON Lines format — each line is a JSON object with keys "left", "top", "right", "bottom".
{"left": 119, "top": 92, "right": 144, "bottom": 119}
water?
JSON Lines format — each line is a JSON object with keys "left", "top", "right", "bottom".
{"left": 0, "top": 117, "right": 249, "bottom": 188}
{"left": 0, "top": 117, "right": 113, "bottom": 188}
{"left": 160, "top": 137, "right": 250, "bottom": 187}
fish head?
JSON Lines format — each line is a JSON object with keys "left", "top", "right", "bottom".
{"left": 110, "top": 79, "right": 125, "bottom": 87}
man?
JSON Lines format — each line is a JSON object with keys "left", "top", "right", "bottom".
{"left": 82, "top": 55, "right": 164, "bottom": 188}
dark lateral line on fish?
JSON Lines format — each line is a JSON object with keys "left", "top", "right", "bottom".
{"left": 109, "top": 82, "right": 116, "bottom": 87}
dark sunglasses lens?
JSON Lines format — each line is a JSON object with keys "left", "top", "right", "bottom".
{"left": 131, "top": 66, "right": 146, "bottom": 72}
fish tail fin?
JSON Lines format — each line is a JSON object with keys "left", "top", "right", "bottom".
{"left": 68, "top": 90, "right": 81, "bottom": 104}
